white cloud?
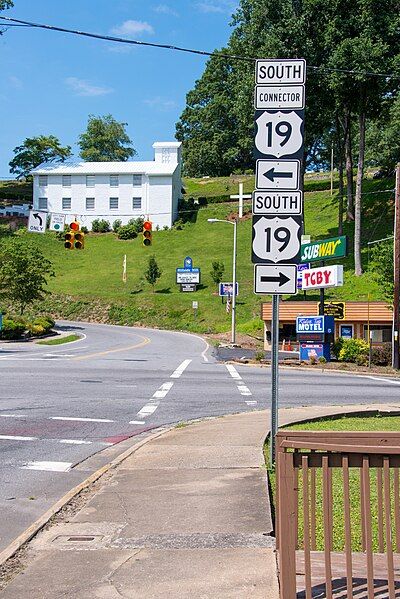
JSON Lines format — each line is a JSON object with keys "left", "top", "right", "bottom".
{"left": 196, "top": 0, "right": 237, "bottom": 13}
{"left": 144, "top": 97, "right": 177, "bottom": 110}
{"left": 65, "top": 77, "right": 114, "bottom": 97}
{"left": 153, "top": 4, "right": 179, "bottom": 16}
{"left": 111, "top": 20, "right": 154, "bottom": 36}
{"left": 8, "top": 75, "right": 23, "bottom": 89}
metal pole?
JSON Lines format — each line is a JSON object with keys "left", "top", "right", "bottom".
{"left": 393, "top": 164, "right": 400, "bottom": 369}
{"left": 231, "top": 219, "right": 237, "bottom": 345}
{"left": 330, "top": 143, "right": 334, "bottom": 197}
{"left": 239, "top": 182, "right": 243, "bottom": 219}
{"left": 319, "top": 261, "right": 325, "bottom": 316}
{"left": 270, "top": 294, "right": 280, "bottom": 465}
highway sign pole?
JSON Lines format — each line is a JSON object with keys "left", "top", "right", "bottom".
{"left": 393, "top": 163, "right": 400, "bottom": 369}
{"left": 231, "top": 218, "right": 237, "bottom": 345}
{"left": 270, "top": 293, "right": 280, "bottom": 465}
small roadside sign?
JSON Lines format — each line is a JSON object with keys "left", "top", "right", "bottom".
{"left": 176, "top": 269, "right": 200, "bottom": 284}
{"left": 321, "top": 301, "right": 345, "bottom": 320}
{"left": 297, "top": 262, "right": 310, "bottom": 290}
{"left": 192, "top": 301, "right": 198, "bottom": 310}
{"left": 28, "top": 210, "right": 47, "bottom": 234}
{"left": 219, "top": 282, "right": 239, "bottom": 297}
{"left": 254, "top": 263, "right": 297, "bottom": 295}
{"left": 256, "top": 159, "right": 300, "bottom": 191}
{"left": 252, "top": 215, "right": 302, "bottom": 264}
{"left": 180, "top": 283, "right": 197, "bottom": 292}
{"left": 301, "top": 265, "right": 344, "bottom": 290}
{"left": 254, "top": 85, "right": 305, "bottom": 110}
{"left": 49, "top": 213, "right": 65, "bottom": 232}
{"left": 252, "top": 190, "right": 302, "bottom": 215}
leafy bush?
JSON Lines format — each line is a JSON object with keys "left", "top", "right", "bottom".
{"left": 0, "top": 224, "right": 13, "bottom": 238}
{"left": 0, "top": 318, "right": 26, "bottom": 340}
{"left": 80, "top": 226, "right": 89, "bottom": 234}
{"left": 113, "top": 219, "right": 122, "bottom": 232}
{"left": 127, "top": 217, "right": 144, "bottom": 233}
{"left": 318, "top": 356, "right": 327, "bottom": 364}
{"left": 338, "top": 338, "right": 369, "bottom": 363}
{"left": 255, "top": 350, "right": 265, "bottom": 362}
{"left": 371, "top": 343, "right": 392, "bottom": 366}
{"left": 210, "top": 260, "right": 225, "bottom": 285}
{"left": 25, "top": 316, "right": 54, "bottom": 337}
{"left": 91, "top": 219, "right": 110, "bottom": 233}
{"left": 117, "top": 225, "right": 138, "bottom": 240}
{"left": 331, "top": 337, "right": 345, "bottom": 359}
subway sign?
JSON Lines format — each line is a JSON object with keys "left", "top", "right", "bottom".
{"left": 300, "top": 236, "right": 347, "bottom": 263}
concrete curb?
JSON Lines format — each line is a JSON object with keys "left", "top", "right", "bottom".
{"left": 0, "top": 425, "right": 174, "bottom": 569}
{"left": 229, "top": 360, "right": 400, "bottom": 379}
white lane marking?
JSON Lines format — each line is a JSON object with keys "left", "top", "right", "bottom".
{"left": 237, "top": 385, "right": 252, "bottom": 396}
{"left": 364, "top": 376, "right": 400, "bottom": 385}
{"left": 0, "top": 414, "right": 28, "bottom": 418}
{"left": 170, "top": 359, "right": 192, "bottom": 379}
{"left": 137, "top": 403, "right": 159, "bottom": 417}
{"left": 152, "top": 381, "right": 174, "bottom": 398}
{"left": 21, "top": 461, "right": 72, "bottom": 472}
{"left": 58, "top": 439, "right": 93, "bottom": 445}
{"left": 0, "top": 435, "right": 37, "bottom": 441}
{"left": 129, "top": 420, "right": 146, "bottom": 425}
{"left": 49, "top": 416, "right": 115, "bottom": 423}
{"left": 245, "top": 400, "right": 258, "bottom": 406}
{"left": 226, "top": 364, "right": 242, "bottom": 380}
{"left": 201, "top": 341, "right": 210, "bottom": 363}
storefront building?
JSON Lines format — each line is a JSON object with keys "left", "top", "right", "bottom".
{"left": 261, "top": 301, "right": 393, "bottom": 349}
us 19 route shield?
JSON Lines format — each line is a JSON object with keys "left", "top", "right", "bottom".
{"left": 251, "top": 214, "right": 302, "bottom": 264}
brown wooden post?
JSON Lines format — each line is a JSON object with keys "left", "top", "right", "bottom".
{"left": 277, "top": 434, "right": 297, "bottom": 599}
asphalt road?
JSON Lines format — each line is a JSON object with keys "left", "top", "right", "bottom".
{"left": 1, "top": 320, "right": 400, "bottom": 551}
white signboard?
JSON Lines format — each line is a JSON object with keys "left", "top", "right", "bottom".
{"left": 49, "top": 213, "right": 65, "bottom": 232}
{"left": 176, "top": 272, "right": 200, "bottom": 284}
{"left": 28, "top": 210, "right": 47, "bottom": 234}
{"left": 254, "top": 264, "right": 297, "bottom": 294}
{"left": 301, "top": 265, "right": 344, "bottom": 290}
{"left": 252, "top": 215, "right": 301, "bottom": 263}
{"left": 252, "top": 190, "right": 303, "bottom": 215}
{"left": 256, "top": 59, "right": 306, "bottom": 85}
{"left": 254, "top": 85, "right": 305, "bottom": 110}
{"left": 255, "top": 111, "right": 304, "bottom": 158}
{"left": 256, "top": 160, "right": 300, "bottom": 191}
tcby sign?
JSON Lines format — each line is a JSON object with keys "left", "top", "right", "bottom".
{"left": 301, "top": 265, "right": 343, "bottom": 290}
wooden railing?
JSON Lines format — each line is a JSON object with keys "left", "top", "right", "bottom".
{"left": 276, "top": 430, "right": 400, "bottom": 598}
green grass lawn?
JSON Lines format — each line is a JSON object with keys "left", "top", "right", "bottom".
{"left": 37, "top": 334, "right": 81, "bottom": 345}
{"left": 3, "top": 175, "right": 394, "bottom": 334}
{"left": 268, "top": 414, "right": 400, "bottom": 552}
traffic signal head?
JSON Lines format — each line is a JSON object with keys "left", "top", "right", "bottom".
{"left": 70, "top": 221, "right": 80, "bottom": 231}
{"left": 64, "top": 231, "right": 74, "bottom": 249}
{"left": 74, "top": 231, "right": 85, "bottom": 250}
{"left": 143, "top": 220, "right": 152, "bottom": 246}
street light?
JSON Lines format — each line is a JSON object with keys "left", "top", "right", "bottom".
{"left": 207, "top": 218, "right": 238, "bottom": 344}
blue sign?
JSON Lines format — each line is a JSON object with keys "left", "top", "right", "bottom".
{"left": 340, "top": 325, "right": 353, "bottom": 339}
{"left": 297, "top": 262, "right": 310, "bottom": 290}
{"left": 219, "top": 282, "right": 239, "bottom": 297}
{"left": 300, "top": 343, "right": 324, "bottom": 361}
{"left": 184, "top": 256, "right": 193, "bottom": 269}
{"left": 176, "top": 267, "right": 200, "bottom": 274}
{"left": 296, "top": 315, "right": 335, "bottom": 334}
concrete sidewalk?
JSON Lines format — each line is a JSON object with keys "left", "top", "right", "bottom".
{"left": 2, "top": 403, "right": 399, "bottom": 598}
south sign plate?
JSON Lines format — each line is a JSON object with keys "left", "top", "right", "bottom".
{"left": 252, "top": 190, "right": 302, "bottom": 215}
{"left": 254, "top": 263, "right": 297, "bottom": 295}
{"left": 254, "top": 85, "right": 305, "bottom": 110}
{"left": 256, "top": 159, "right": 300, "bottom": 191}
{"left": 256, "top": 59, "right": 306, "bottom": 85}
{"left": 254, "top": 110, "right": 304, "bottom": 159}
{"left": 252, "top": 215, "right": 302, "bottom": 264}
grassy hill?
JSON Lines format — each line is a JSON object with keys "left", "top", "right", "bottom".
{"left": 6, "top": 175, "right": 394, "bottom": 336}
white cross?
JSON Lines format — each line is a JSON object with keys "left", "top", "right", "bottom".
{"left": 230, "top": 182, "right": 252, "bottom": 218}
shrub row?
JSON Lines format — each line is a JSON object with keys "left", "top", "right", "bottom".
{"left": 0, "top": 314, "right": 55, "bottom": 340}
{"left": 332, "top": 338, "right": 392, "bottom": 366}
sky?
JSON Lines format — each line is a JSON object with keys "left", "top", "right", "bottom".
{"left": 0, "top": 0, "right": 239, "bottom": 176}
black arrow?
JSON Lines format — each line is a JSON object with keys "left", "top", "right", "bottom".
{"left": 264, "top": 167, "right": 293, "bottom": 182}
{"left": 33, "top": 213, "right": 43, "bottom": 226}
{"left": 260, "top": 272, "right": 290, "bottom": 287}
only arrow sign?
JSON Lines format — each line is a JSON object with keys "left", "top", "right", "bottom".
{"left": 33, "top": 213, "right": 43, "bottom": 226}
{"left": 264, "top": 168, "right": 293, "bottom": 182}
{"left": 260, "top": 272, "right": 290, "bottom": 286}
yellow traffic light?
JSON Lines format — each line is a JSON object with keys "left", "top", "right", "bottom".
{"left": 64, "top": 231, "right": 74, "bottom": 249}
{"left": 74, "top": 231, "right": 85, "bottom": 250}
{"left": 143, "top": 220, "right": 152, "bottom": 246}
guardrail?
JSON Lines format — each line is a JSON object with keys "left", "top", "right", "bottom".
{"left": 276, "top": 430, "right": 400, "bottom": 598}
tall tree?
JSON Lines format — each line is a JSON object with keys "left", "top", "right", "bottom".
{"left": 0, "top": 238, "right": 55, "bottom": 314}
{"left": 9, "top": 135, "right": 72, "bottom": 179}
{"left": 78, "top": 114, "right": 136, "bottom": 162}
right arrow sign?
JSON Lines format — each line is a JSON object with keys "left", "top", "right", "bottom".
{"left": 254, "top": 264, "right": 297, "bottom": 295}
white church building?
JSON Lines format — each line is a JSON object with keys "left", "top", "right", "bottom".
{"left": 31, "top": 141, "right": 182, "bottom": 230}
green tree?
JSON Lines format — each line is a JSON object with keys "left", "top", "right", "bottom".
{"left": 9, "top": 135, "right": 72, "bottom": 179}
{"left": 371, "top": 241, "right": 394, "bottom": 303}
{"left": 144, "top": 255, "right": 162, "bottom": 291}
{"left": 210, "top": 260, "right": 225, "bottom": 285}
{"left": 0, "top": 238, "right": 55, "bottom": 314}
{"left": 78, "top": 114, "right": 136, "bottom": 162}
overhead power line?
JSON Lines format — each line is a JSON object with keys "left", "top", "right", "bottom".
{"left": 1, "top": 15, "right": 400, "bottom": 80}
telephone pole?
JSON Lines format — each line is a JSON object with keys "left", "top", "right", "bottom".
{"left": 393, "top": 164, "right": 400, "bottom": 369}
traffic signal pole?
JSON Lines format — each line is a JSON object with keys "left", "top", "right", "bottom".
{"left": 393, "top": 163, "right": 400, "bottom": 369}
